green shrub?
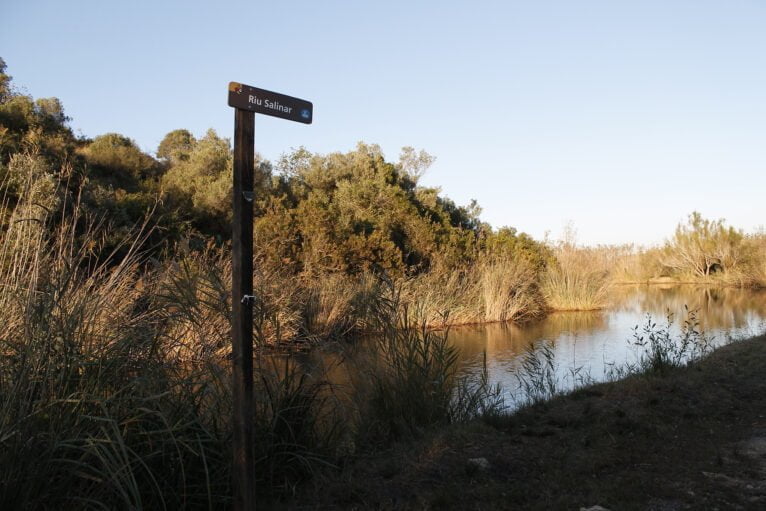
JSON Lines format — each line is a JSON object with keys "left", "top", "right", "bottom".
{"left": 628, "top": 307, "right": 713, "bottom": 375}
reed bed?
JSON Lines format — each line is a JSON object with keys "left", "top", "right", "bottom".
{"left": 479, "top": 259, "right": 544, "bottom": 323}
{"left": 542, "top": 244, "right": 610, "bottom": 311}
{"left": 0, "top": 169, "right": 343, "bottom": 508}
{"left": 0, "top": 166, "right": 505, "bottom": 508}
{"left": 399, "top": 257, "right": 546, "bottom": 327}
{"left": 351, "top": 282, "right": 505, "bottom": 444}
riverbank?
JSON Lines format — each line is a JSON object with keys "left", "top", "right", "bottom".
{"left": 292, "top": 333, "right": 766, "bottom": 510}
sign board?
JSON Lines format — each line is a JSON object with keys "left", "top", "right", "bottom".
{"left": 228, "top": 82, "right": 313, "bottom": 124}
{"left": 227, "top": 80, "right": 313, "bottom": 510}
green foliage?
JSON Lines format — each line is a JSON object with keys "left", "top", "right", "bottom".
{"left": 0, "top": 57, "right": 10, "bottom": 102}
{"left": 1, "top": 59, "right": 551, "bottom": 288}
{"left": 161, "top": 129, "right": 234, "bottom": 234}
{"left": 0, "top": 57, "right": 554, "bottom": 322}
{"left": 84, "top": 133, "right": 160, "bottom": 186}
{"left": 0, "top": 62, "right": 76, "bottom": 166}
{"left": 483, "top": 226, "right": 552, "bottom": 274}
{"left": 157, "top": 128, "right": 196, "bottom": 164}
{"left": 254, "top": 143, "right": 541, "bottom": 276}
{"left": 627, "top": 308, "right": 713, "bottom": 375}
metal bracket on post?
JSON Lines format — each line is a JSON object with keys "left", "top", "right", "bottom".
{"left": 242, "top": 191, "right": 254, "bottom": 203}
{"left": 241, "top": 294, "right": 256, "bottom": 305}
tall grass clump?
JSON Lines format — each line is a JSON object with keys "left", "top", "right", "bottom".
{"left": 401, "top": 267, "right": 481, "bottom": 326}
{"left": 542, "top": 241, "right": 610, "bottom": 311}
{"left": 399, "top": 258, "right": 546, "bottom": 328}
{"left": 0, "top": 160, "right": 343, "bottom": 508}
{"left": 300, "top": 272, "right": 379, "bottom": 341}
{"left": 479, "top": 258, "right": 543, "bottom": 323}
{"left": 252, "top": 356, "right": 343, "bottom": 496}
{"left": 603, "top": 244, "right": 665, "bottom": 284}
{"left": 0, "top": 162, "right": 232, "bottom": 508}
{"left": 354, "top": 284, "right": 459, "bottom": 442}
{"left": 352, "top": 281, "right": 505, "bottom": 444}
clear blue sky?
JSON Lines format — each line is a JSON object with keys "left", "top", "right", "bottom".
{"left": 2, "top": 0, "right": 764, "bottom": 245}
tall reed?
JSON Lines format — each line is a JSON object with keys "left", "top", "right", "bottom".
{"left": 627, "top": 307, "right": 713, "bottom": 375}
{"left": 351, "top": 281, "right": 506, "bottom": 444}
{"left": 542, "top": 243, "right": 610, "bottom": 311}
{"left": 0, "top": 162, "right": 231, "bottom": 508}
{"left": 401, "top": 267, "right": 481, "bottom": 326}
{"left": 398, "top": 258, "right": 546, "bottom": 327}
{"left": 0, "top": 159, "right": 342, "bottom": 508}
{"left": 479, "top": 258, "right": 543, "bottom": 323}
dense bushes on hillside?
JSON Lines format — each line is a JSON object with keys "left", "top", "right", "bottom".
{"left": 0, "top": 59, "right": 553, "bottom": 332}
{"left": 0, "top": 58, "right": 548, "bottom": 285}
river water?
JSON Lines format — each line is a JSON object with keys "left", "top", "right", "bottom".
{"left": 448, "top": 285, "right": 766, "bottom": 404}
{"left": 297, "top": 285, "right": 766, "bottom": 407}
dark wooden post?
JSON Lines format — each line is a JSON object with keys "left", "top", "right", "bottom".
{"left": 231, "top": 107, "right": 256, "bottom": 510}
{"left": 228, "top": 80, "right": 311, "bottom": 509}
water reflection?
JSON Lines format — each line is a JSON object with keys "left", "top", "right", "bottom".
{"left": 610, "top": 285, "right": 766, "bottom": 333}
{"left": 449, "top": 311, "right": 607, "bottom": 366}
{"left": 449, "top": 285, "right": 766, "bottom": 403}
{"left": 299, "top": 286, "right": 766, "bottom": 407}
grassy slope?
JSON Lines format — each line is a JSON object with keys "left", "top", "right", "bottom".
{"left": 294, "top": 334, "right": 766, "bottom": 510}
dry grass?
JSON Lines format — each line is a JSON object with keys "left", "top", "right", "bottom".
{"left": 542, "top": 243, "right": 610, "bottom": 311}
{"left": 399, "top": 267, "right": 480, "bottom": 326}
{"left": 399, "top": 258, "right": 546, "bottom": 327}
{"left": 301, "top": 272, "right": 377, "bottom": 340}
{"left": 0, "top": 162, "right": 345, "bottom": 508}
{"left": 608, "top": 245, "right": 665, "bottom": 283}
{"left": 0, "top": 159, "right": 512, "bottom": 508}
{"left": 478, "top": 259, "right": 544, "bottom": 323}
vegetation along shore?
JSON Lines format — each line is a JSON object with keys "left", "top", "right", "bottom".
{"left": 2, "top": 58, "right": 765, "bottom": 509}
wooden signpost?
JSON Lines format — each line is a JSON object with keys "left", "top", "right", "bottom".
{"left": 228, "top": 82, "right": 312, "bottom": 510}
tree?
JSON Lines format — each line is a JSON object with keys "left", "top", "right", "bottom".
{"left": 157, "top": 129, "right": 196, "bottom": 164}
{"left": 483, "top": 226, "right": 552, "bottom": 274}
{"left": 0, "top": 57, "right": 12, "bottom": 103}
{"left": 84, "top": 133, "right": 160, "bottom": 189}
{"left": 161, "top": 129, "right": 234, "bottom": 234}
{"left": 397, "top": 146, "right": 434, "bottom": 185}
{"left": 662, "top": 212, "right": 744, "bottom": 277}
{"left": 252, "top": 144, "right": 540, "bottom": 277}
{"left": 0, "top": 59, "right": 76, "bottom": 165}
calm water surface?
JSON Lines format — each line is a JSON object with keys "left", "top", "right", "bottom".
{"left": 449, "top": 285, "right": 766, "bottom": 403}
{"left": 299, "top": 285, "right": 766, "bottom": 406}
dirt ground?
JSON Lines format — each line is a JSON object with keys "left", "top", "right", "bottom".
{"left": 291, "top": 334, "right": 766, "bottom": 510}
